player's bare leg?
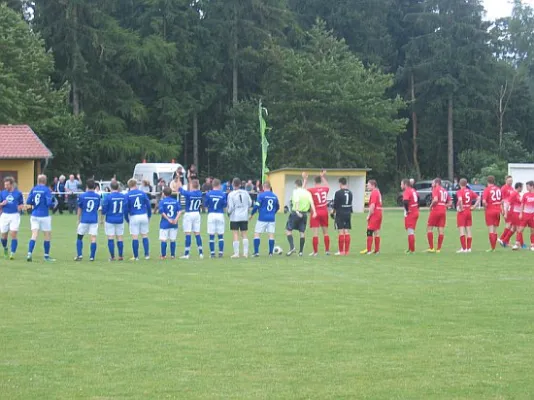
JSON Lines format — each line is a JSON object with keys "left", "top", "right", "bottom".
{"left": 231, "top": 230, "right": 240, "bottom": 258}
{"left": 286, "top": 229, "right": 296, "bottom": 256}
{"left": 241, "top": 231, "right": 249, "bottom": 258}
{"left": 457, "top": 226, "right": 467, "bottom": 253}
{"left": 180, "top": 232, "right": 192, "bottom": 259}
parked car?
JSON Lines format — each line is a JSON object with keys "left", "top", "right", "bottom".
{"left": 97, "top": 180, "right": 126, "bottom": 193}
{"left": 396, "top": 180, "right": 453, "bottom": 207}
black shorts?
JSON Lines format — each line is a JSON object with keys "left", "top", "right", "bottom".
{"left": 335, "top": 213, "right": 351, "bottom": 230}
{"left": 286, "top": 212, "right": 308, "bottom": 233}
{"left": 230, "top": 221, "right": 248, "bottom": 231}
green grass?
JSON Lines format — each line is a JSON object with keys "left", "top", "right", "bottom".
{"left": 1, "top": 210, "right": 533, "bottom": 399}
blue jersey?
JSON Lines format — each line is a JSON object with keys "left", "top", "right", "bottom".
{"left": 27, "top": 185, "right": 54, "bottom": 217}
{"left": 252, "top": 191, "right": 279, "bottom": 222}
{"left": 159, "top": 197, "right": 181, "bottom": 229}
{"left": 126, "top": 189, "right": 152, "bottom": 218}
{"left": 102, "top": 192, "right": 127, "bottom": 224}
{"left": 179, "top": 188, "right": 203, "bottom": 213}
{"left": 205, "top": 190, "right": 227, "bottom": 214}
{"left": 0, "top": 189, "right": 24, "bottom": 214}
{"left": 78, "top": 191, "right": 101, "bottom": 224}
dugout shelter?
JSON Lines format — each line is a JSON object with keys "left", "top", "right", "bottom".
{"left": 0, "top": 125, "right": 53, "bottom": 193}
{"left": 267, "top": 168, "right": 370, "bottom": 213}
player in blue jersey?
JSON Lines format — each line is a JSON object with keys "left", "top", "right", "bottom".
{"left": 75, "top": 179, "right": 101, "bottom": 261}
{"left": 177, "top": 176, "right": 204, "bottom": 259}
{"left": 126, "top": 178, "right": 152, "bottom": 261}
{"left": 250, "top": 181, "right": 280, "bottom": 256}
{"left": 159, "top": 187, "right": 182, "bottom": 259}
{"left": 0, "top": 177, "right": 24, "bottom": 259}
{"left": 205, "top": 178, "right": 227, "bottom": 258}
{"left": 101, "top": 181, "right": 127, "bottom": 261}
{"left": 26, "top": 175, "right": 56, "bottom": 262}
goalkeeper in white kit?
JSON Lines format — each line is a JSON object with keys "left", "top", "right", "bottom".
{"left": 227, "top": 178, "right": 252, "bottom": 258}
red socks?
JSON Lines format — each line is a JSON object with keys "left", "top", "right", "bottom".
{"left": 460, "top": 235, "right": 466, "bottom": 250}
{"left": 312, "top": 236, "right": 319, "bottom": 253}
{"left": 338, "top": 235, "right": 345, "bottom": 254}
{"left": 437, "top": 234, "right": 444, "bottom": 251}
{"left": 408, "top": 234, "right": 415, "bottom": 252}
{"left": 427, "top": 232, "right": 434, "bottom": 249}
{"left": 366, "top": 236, "right": 373, "bottom": 253}
{"left": 517, "top": 232, "right": 524, "bottom": 246}
{"left": 500, "top": 228, "right": 510, "bottom": 241}
{"left": 531, "top": 234, "right": 534, "bottom": 247}
{"left": 324, "top": 235, "right": 330, "bottom": 252}
{"left": 344, "top": 235, "right": 351, "bottom": 254}
{"left": 467, "top": 237, "right": 472, "bottom": 250}
{"left": 504, "top": 229, "right": 515, "bottom": 244}
{"left": 374, "top": 237, "right": 380, "bottom": 253}
{"left": 489, "top": 233, "right": 497, "bottom": 250}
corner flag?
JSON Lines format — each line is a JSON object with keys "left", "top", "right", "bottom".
{"left": 259, "top": 100, "right": 269, "bottom": 183}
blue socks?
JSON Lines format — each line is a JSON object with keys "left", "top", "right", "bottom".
{"left": 161, "top": 242, "right": 167, "bottom": 257}
{"left": 76, "top": 239, "right": 83, "bottom": 257}
{"left": 1, "top": 238, "right": 7, "bottom": 249}
{"left": 184, "top": 235, "right": 191, "bottom": 256}
{"left": 195, "top": 234, "right": 203, "bottom": 255}
{"left": 209, "top": 235, "right": 215, "bottom": 255}
{"left": 132, "top": 239, "right": 139, "bottom": 259}
{"left": 142, "top": 237, "right": 149, "bottom": 257}
{"left": 11, "top": 239, "right": 18, "bottom": 254}
{"left": 218, "top": 236, "right": 224, "bottom": 255}
{"left": 254, "top": 238, "right": 260, "bottom": 254}
{"left": 28, "top": 239, "right": 36, "bottom": 254}
{"left": 117, "top": 241, "right": 124, "bottom": 258}
{"left": 90, "top": 242, "right": 97, "bottom": 259}
{"left": 108, "top": 239, "right": 115, "bottom": 259}
{"left": 269, "top": 239, "right": 275, "bottom": 255}
{"left": 43, "top": 240, "right": 50, "bottom": 257}
{"left": 170, "top": 242, "right": 176, "bottom": 257}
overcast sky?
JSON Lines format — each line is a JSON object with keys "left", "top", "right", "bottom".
{"left": 483, "top": 0, "right": 514, "bottom": 20}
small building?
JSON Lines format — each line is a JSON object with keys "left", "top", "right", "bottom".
{"left": 267, "top": 168, "right": 370, "bottom": 213}
{"left": 0, "top": 125, "right": 53, "bottom": 193}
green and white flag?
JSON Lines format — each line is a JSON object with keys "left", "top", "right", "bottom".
{"left": 259, "top": 100, "right": 269, "bottom": 183}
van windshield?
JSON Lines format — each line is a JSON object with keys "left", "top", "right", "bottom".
{"left": 158, "top": 172, "right": 174, "bottom": 185}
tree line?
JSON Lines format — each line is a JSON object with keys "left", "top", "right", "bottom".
{"left": 1, "top": 0, "right": 533, "bottom": 190}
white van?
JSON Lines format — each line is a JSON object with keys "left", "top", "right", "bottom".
{"left": 132, "top": 163, "right": 187, "bottom": 188}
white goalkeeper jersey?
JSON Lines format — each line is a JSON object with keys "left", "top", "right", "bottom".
{"left": 227, "top": 189, "right": 252, "bottom": 222}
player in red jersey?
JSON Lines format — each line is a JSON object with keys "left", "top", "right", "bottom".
{"left": 506, "top": 182, "right": 524, "bottom": 249}
{"left": 516, "top": 181, "right": 534, "bottom": 251}
{"left": 303, "top": 170, "right": 330, "bottom": 256}
{"left": 361, "top": 180, "right": 382, "bottom": 255}
{"left": 455, "top": 178, "right": 480, "bottom": 253}
{"left": 426, "top": 178, "right": 451, "bottom": 253}
{"left": 482, "top": 176, "right": 502, "bottom": 252}
{"left": 498, "top": 176, "right": 514, "bottom": 246}
{"left": 401, "top": 178, "right": 419, "bottom": 254}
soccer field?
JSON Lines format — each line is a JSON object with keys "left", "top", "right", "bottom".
{"left": 1, "top": 210, "right": 533, "bottom": 399}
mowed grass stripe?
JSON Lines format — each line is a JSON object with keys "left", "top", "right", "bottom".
{"left": 1, "top": 211, "right": 533, "bottom": 399}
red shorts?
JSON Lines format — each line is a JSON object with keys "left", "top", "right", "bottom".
{"left": 485, "top": 209, "right": 501, "bottom": 227}
{"left": 519, "top": 213, "right": 534, "bottom": 228}
{"left": 508, "top": 212, "right": 521, "bottom": 227}
{"left": 428, "top": 211, "right": 446, "bottom": 228}
{"left": 367, "top": 213, "right": 382, "bottom": 231}
{"left": 310, "top": 211, "right": 329, "bottom": 228}
{"left": 456, "top": 211, "right": 472, "bottom": 228}
{"left": 404, "top": 211, "right": 419, "bottom": 230}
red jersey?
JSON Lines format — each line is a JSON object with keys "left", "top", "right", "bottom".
{"left": 431, "top": 186, "right": 449, "bottom": 212}
{"left": 522, "top": 192, "right": 534, "bottom": 214}
{"left": 501, "top": 184, "right": 513, "bottom": 202}
{"left": 483, "top": 185, "right": 502, "bottom": 211}
{"left": 369, "top": 189, "right": 382, "bottom": 213}
{"left": 402, "top": 187, "right": 419, "bottom": 210}
{"left": 456, "top": 187, "right": 478, "bottom": 211}
{"left": 308, "top": 186, "right": 329, "bottom": 213}
{"left": 509, "top": 191, "right": 522, "bottom": 213}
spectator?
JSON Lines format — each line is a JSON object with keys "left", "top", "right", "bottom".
{"left": 140, "top": 179, "right": 152, "bottom": 198}
{"left": 53, "top": 175, "right": 66, "bottom": 214}
{"left": 169, "top": 175, "right": 180, "bottom": 196}
{"left": 51, "top": 177, "right": 59, "bottom": 191}
{"left": 409, "top": 178, "right": 415, "bottom": 187}
{"left": 188, "top": 164, "right": 199, "bottom": 181}
{"left": 255, "top": 180, "right": 262, "bottom": 193}
{"left": 245, "top": 180, "right": 254, "bottom": 192}
{"left": 65, "top": 174, "right": 82, "bottom": 214}
{"left": 155, "top": 178, "right": 166, "bottom": 213}
{"left": 201, "top": 177, "right": 213, "bottom": 193}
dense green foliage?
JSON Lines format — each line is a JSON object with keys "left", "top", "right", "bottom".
{"left": 1, "top": 0, "right": 534, "bottom": 185}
